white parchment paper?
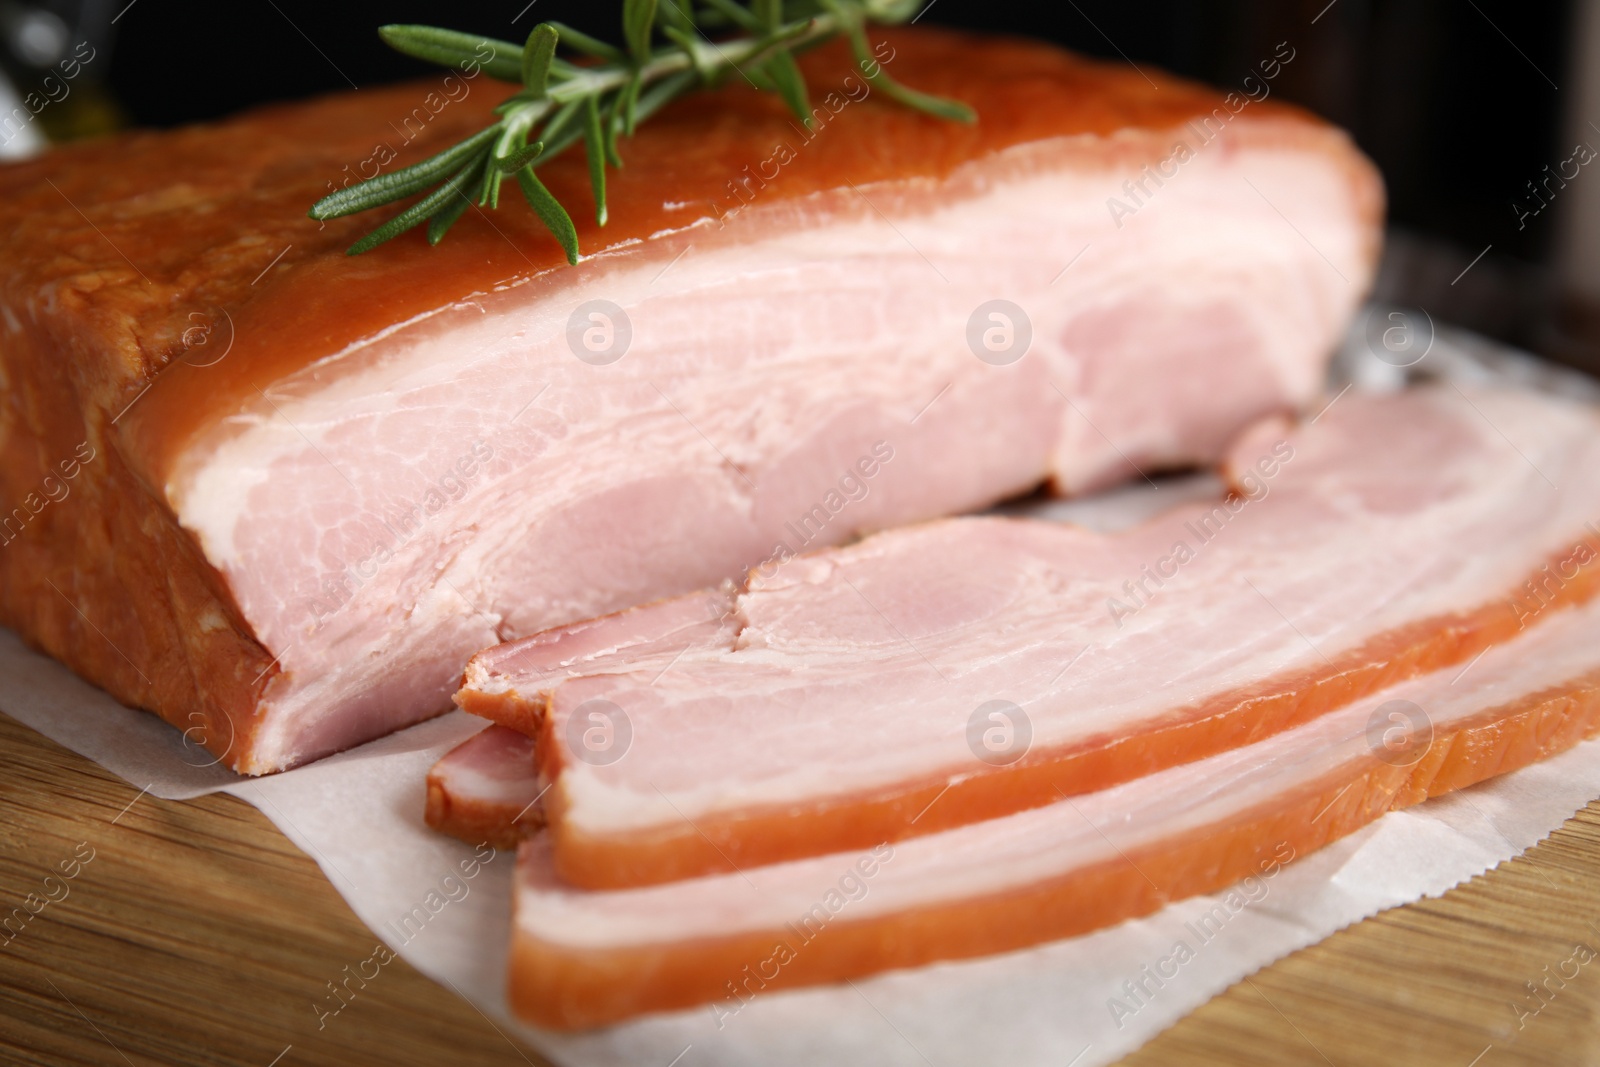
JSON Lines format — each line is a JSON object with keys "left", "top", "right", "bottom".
{"left": 4, "top": 317, "right": 1599, "bottom": 1067}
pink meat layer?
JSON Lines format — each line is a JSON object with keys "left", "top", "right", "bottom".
{"left": 459, "top": 385, "right": 1600, "bottom": 886}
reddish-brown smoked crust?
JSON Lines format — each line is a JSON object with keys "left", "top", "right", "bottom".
{"left": 0, "top": 28, "right": 1373, "bottom": 769}
{"left": 510, "top": 667, "right": 1600, "bottom": 1030}
{"left": 15, "top": 29, "right": 1363, "bottom": 486}
{"left": 424, "top": 772, "right": 543, "bottom": 851}
{"left": 0, "top": 307, "right": 274, "bottom": 763}
{"left": 118, "top": 30, "right": 1367, "bottom": 488}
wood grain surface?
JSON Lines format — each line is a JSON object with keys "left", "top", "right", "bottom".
{"left": 3, "top": 709, "right": 1599, "bottom": 1067}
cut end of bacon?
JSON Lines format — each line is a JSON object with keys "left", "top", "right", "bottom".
{"left": 425, "top": 725, "right": 543, "bottom": 850}
{"left": 456, "top": 586, "right": 740, "bottom": 732}
{"left": 457, "top": 385, "right": 1600, "bottom": 889}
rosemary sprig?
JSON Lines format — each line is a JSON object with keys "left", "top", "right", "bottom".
{"left": 308, "top": 0, "right": 974, "bottom": 261}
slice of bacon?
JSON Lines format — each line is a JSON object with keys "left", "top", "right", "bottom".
{"left": 458, "top": 385, "right": 1600, "bottom": 887}
{"left": 424, "top": 726, "right": 543, "bottom": 850}
{"left": 507, "top": 591, "right": 1600, "bottom": 1029}
{"left": 433, "top": 587, "right": 740, "bottom": 847}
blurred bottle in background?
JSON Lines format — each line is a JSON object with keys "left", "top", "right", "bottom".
{"left": 0, "top": 0, "right": 121, "bottom": 158}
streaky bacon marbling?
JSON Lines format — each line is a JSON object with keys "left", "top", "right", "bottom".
{"left": 506, "top": 588, "right": 1600, "bottom": 1029}
{"left": 457, "top": 386, "right": 1600, "bottom": 887}
{"left": 0, "top": 28, "right": 1379, "bottom": 772}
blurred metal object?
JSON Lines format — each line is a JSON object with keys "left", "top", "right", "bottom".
{"left": 1546, "top": 0, "right": 1600, "bottom": 374}
{"left": 0, "top": 1, "right": 115, "bottom": 74}
{"left": 0, "top": 3, "right": 68, "bottom": 66}
{"left": 0, "top": 65, "right": 45, "bottom": 157}
{"left": 0, "top": 0, "right": 120, "bottom": 149}
{"left": 1371, "top": 228, "right": 1550, "bottom": 353}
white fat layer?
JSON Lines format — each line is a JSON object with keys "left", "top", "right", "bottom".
{"left": 442, "top": 763, "right": 538, "bottom": 807}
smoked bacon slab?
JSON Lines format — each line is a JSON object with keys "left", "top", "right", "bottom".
{"left": 0, "top": 28, "right": 1377, "bottom": 772}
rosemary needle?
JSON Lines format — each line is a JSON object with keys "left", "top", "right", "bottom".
{"left": 308, "top": 0, "right": 974, "bottom": 261}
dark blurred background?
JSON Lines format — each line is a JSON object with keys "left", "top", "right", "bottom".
{"left": 2, "top": 1, "right": 1594, "bottom": 371}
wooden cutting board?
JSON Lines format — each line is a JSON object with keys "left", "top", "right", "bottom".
{"left": 2, "top": 709, "right": 1598, "bottom": 1067}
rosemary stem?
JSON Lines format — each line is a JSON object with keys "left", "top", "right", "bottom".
{"left": 542, "top": 13, "right": 838, "bottom": 106}
{"left": 314, "top": 0, "right": 970, "bottom": 258}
